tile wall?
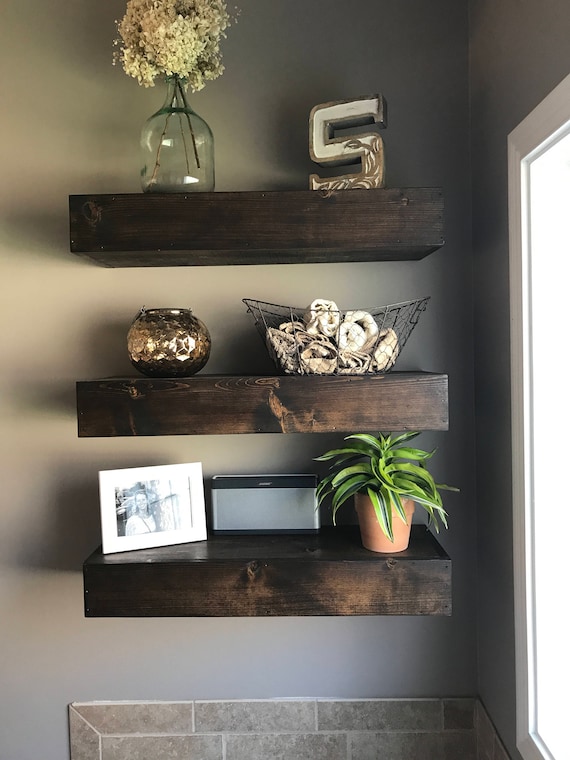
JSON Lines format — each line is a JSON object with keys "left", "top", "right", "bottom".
{"left": 69, "top": 696, "right": 511, "bottom": 759}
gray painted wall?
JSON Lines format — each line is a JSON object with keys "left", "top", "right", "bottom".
{"left": 0, "top": 1, "right": 475, "bottom": 758}
{"left": 470, "top": 1, "right": 570, "bottom": 758}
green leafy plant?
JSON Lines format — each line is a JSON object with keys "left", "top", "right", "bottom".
{"left": 315, "top": 431, "right": 458, "bottom": 541}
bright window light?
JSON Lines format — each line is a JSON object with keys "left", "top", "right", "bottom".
{"left": 528, "top": 129, "right": 570, "bottom": 760}
{"left": 509, "top": 71, "right": 570, "bottom": 760}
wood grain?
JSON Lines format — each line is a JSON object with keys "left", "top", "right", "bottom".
{"left": 76, "top": 372, "right": 449, "bottom": 437}
{"left": 68, "top": 188, "right": 444, "bottom": 266}
{"left": 83, "top": 526, "right": 452, "bottom": 617}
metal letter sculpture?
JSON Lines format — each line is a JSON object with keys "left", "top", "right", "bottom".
{"left": 309, "top": 94, "right": 387, "bottom": 191}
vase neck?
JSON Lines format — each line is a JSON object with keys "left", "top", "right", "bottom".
{"left": 162, "top": 76, "right": 193, "bottom": 112}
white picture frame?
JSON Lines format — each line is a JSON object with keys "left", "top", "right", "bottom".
{"left": 98, "top": 462, "right": 207, "bottom": 554}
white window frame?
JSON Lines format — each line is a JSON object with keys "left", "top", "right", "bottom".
{"left": 508, "top": 72, "right": 570, "bottom": 760}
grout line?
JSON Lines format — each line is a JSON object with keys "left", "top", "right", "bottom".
{"left": 69, "top": 697, "right": 486, "bottom": 759}
{"left": 69, "top": 706, "right": 102, "bottom": 735}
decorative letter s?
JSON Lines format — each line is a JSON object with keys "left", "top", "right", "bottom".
{"left": 309, "top": 94, "right": 387, "bottom": 191}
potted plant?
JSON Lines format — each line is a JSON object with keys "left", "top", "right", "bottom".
{"left": 315, "top": 431, "right": 458, "bottom": 553}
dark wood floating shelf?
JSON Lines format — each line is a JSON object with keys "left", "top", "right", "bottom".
{"left": 76, "top": 372, "right": 449, "bottom": 437}
{"left": 83, "top": 526, "right": 451, "bottom": 617}
{"left": 69, "top": 187, "right": 444, "bottom": 267}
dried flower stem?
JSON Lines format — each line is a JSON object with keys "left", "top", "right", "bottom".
{"left": 177, "top": 111, "right": 192, "bottom": 175}
{"left": 148, "top": 76, "right": 200, "bottom": 187}
{"left": 148, "top": 112, "right": 172, "bottom": 186}
{"left": 176, "top": 78, "right": 200, "bottom": 169}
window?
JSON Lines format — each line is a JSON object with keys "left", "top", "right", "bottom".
{"left": 509, "top": 72, "right": 570, "bottom": 760}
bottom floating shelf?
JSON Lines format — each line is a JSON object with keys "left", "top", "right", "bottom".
{"left": 83, "top": 526, "right": 451, "bottom": 617}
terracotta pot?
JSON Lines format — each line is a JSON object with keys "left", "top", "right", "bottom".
{"left": 354, "top": 493, "right": 415, "bottom": 553}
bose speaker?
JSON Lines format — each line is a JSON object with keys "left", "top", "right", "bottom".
{"left": 211, "top": 474, "right": 319, "bottom": 534}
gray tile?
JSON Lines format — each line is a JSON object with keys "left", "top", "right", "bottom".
{"left": 226, "top": 732, "right": 347, "bottom": 760}
{"left": 72, "top": 702, "right": 193, "bottom": 735}
{"left": 350, "top": 731, "right": 441, "bottom": 760}
{"left": 101, "top": 734, "right": 222, "bottom": 760}
{"left": 494, "top": 736, "right": 512, "bottom": 760}
{"left": 443, "top": 698, "right": 475, "bottom": 729}
{"left": 476, "top": 701, "right": 495, "bottom": 760}
{"left": 317, "top": 699, "right": 442, "bottom": 732}
{"left": 69, "top": 705, "right": 100, "bottom": 760}
{"left": 442, "top": 730, "right": 477, "bottom": 760}
{"left": 195, "top": 699, "right": 316, "bottom": 733}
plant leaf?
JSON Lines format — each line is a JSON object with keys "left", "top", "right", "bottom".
{"left": 367, "top": 488, "right": 393, "bottom": 541}
{"left": 391, "top": 492, "right": 409, "bottom": 524}
{"left": 345, "top": 433, "right": 384, "bottom": 454}
{"left": 331, "top": 463, "right": 373, "bottom": 488}
{"left": 314, "top": 447, "right": 367, "bottom": 462}
{"left": 385, "top": 431, "right": 421, "bottom": 448}
{"left": 390, "top": 446, "right": 434, "bottom": 462}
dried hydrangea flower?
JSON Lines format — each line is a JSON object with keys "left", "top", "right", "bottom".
{"left": 114, "top": 0, "right": 236, "bottom": 90}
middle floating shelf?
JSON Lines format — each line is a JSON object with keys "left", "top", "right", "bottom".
{"left": 76, "top": 372, "right": 449, "bottom": 437}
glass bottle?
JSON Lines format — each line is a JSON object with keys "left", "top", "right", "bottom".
{"left": 140, "top": 76, "right": 214, "bottom": 193}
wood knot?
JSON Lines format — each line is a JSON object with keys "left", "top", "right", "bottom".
{"left": 81, "top": 200, "right": 102, "bottom": 227}
{"left": 246, "top": 560, "right": 260, "bottom": 580}
{"left": 385, "top": 558, "right": 397, "bottom": 569}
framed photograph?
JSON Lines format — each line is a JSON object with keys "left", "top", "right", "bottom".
{"left": 98, "top": 462, "right": 207, "bottom": 554}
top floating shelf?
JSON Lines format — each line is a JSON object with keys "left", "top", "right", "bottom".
{"left": 68, "top": 187, "right": 444, "bottom": 267}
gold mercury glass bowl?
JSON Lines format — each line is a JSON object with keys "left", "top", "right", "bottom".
{"left": 127, "top": 307, "right": 211, "bottom": 377}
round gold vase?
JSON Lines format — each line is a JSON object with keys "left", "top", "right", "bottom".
{"left": 127, "top": 307, "right": 211, "bottom": 377}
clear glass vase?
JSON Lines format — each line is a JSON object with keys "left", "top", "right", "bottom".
{"left": 140, "top": 76, "right": 214, "bottom": 193}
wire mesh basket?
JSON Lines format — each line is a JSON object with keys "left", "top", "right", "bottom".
{"left": 242, "top": 296, "right": 430, "bottom": 375}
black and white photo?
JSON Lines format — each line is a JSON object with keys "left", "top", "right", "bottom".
{"left": 99, "top": 462, "right": 206, "bottom": 554}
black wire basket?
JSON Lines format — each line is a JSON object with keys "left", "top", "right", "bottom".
{"left": 242, "top": 296, "right": 430, "bottom": 375}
